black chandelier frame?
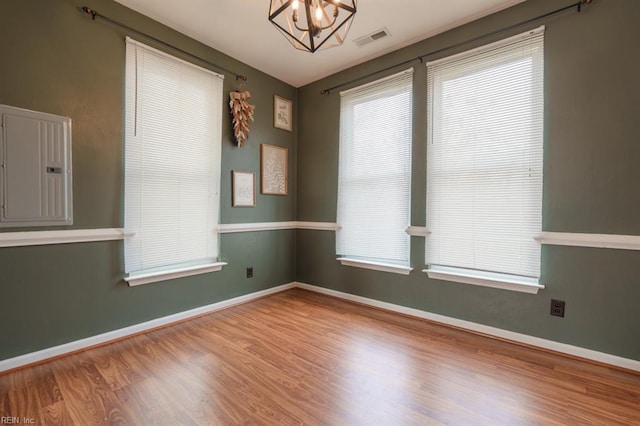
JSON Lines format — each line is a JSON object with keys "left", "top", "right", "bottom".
{"left": 269, "top": 0, "right": 357, "bottom": 53}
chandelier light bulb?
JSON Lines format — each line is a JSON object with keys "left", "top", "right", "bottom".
{"left": 292, "top": 0, "right": 299, "bottom": 11}
{"left": 315, "top": 5, "right": 323, "bottom": 21}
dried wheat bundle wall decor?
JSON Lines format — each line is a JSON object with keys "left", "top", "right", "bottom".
{"left": 229, "top": 88, "right": 255, "bottom": 147}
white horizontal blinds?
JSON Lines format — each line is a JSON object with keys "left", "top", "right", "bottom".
{"left": 124, "top": 38, "right": 223, "bottom": 275}
{"left": 337, "top": 69, "right": 413, "bottom": 265}
{"left": 426, "top": 27, "right": 544, "bottom": 279}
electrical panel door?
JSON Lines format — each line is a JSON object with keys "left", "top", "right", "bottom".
{"left": 0, "top": 105, "right": 72, "bottom": 227}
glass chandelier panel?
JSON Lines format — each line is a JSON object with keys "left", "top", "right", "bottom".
{"left": 269, "top": 0, "right": 357, "bottom": 53}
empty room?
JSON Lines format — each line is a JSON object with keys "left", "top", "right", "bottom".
{"left": 1, "top": 0, "right": 639, "bottom": 424}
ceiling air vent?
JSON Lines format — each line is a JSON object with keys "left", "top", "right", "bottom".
{"left": 354, "top": 28, "right": 390, "bottom": 47}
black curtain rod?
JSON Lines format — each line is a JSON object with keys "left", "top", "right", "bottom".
{"left": 320, "top": 0, "right": 593, "bottom": 94}
{"left": 81, "top": 7, "right": 248, "bottom": 81}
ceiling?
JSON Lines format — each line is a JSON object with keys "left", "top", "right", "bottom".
{"left": 114, "top": 0, "right": 525, "bottom": 88}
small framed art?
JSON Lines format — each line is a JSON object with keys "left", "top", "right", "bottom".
{"left": 232, "top": 171, "right": 256, "bottom": 207}
{"left": 273, "top": 95, "right": 292, "bottom": 132}
{"left": 260, "top": 144, "right": 288, "bottom": 195}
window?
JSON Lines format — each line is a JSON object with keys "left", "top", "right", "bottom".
{"left": 425, "top": 27, "right": 544, "bottom": 293}
{"left": 123, "top": 38, "right": 225, "bottom": 286}
{"left": 336, "top": 69, "right": 413, "bottom": 274}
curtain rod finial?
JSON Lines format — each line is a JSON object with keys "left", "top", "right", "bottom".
{"left": 579, "top": 0, "right": 593, "bottom": 12}
{"left": 81, "top": 6, "right": 97, "bottom": 20}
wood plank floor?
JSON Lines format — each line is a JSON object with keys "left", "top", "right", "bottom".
{"left": 1, "top": 288, "right": 639, "bottom": 425}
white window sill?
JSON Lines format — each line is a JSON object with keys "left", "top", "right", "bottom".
{"left": 125, "top": 262, "right": 227, "bottom": 287}
{"left": 423, "top": 266, "right": 544, "bottom": 294}
{"left": 337, "top": 258, "right": 412, "bottom": 276}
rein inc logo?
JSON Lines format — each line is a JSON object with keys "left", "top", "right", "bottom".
{"left": 1, "top": 418, "right": 35, "bottom": 424}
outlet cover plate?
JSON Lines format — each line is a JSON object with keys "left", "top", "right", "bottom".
{"left": 550, "top": 299, "right": 565, "bottom": 317}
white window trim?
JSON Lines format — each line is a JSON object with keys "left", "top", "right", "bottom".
{"left": 423, "top": 265, "right": 544, "bottom": 294}
{"left": 125, "top": 262, "right": 227, "bottom": 287}
{"left": 337, "top": 257, "right": 413, "bottom": 276}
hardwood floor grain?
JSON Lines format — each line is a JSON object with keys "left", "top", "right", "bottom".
{"left": 1, "top": 288, "right": 639, "bottom": 425}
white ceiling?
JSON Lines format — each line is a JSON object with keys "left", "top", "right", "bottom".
{"left": 114, "top": 0, "right": 525, "bottom": 87}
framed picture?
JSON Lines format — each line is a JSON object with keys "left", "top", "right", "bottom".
{"left": 273, "top": 95, "right": 292, "bottom": 132}
{"left": 232, "top": 171, "right": 256, "bottom": 207}
{"left": 260, "top": 144, "right": 288, "bottom": 195}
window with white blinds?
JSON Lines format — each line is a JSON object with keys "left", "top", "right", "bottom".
{"left": 336, "top": 69, "right": 413, "bottom": 269}
{"left": 124, "top": 38, "right": 224, "bottom": 285}
{"left": 426, "top": 27, "right": 544, "bottom": 288}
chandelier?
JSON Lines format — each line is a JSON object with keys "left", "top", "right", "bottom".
{"left": 269, "top": 0, "right": 357, "bottom": 53}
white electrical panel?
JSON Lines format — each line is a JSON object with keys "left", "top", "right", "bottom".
{"left": 0, "top": 104, "right": 73, "bottom": 227}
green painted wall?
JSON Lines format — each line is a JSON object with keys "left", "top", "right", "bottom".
{"left": 296, "top": 0, "right": 640, "bottom": 361}
{"left": 0, "top": 0, "right": 296, "bottom": 360}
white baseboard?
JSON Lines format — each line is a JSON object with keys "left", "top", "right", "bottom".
{"left": 0, "top": 282, "right": 295, "bottom": 374}
{"left": 3, "top": 280, "right": 638, "bottom": 375}
{"left": 294, "top": 282, "right": 640, "bottom": 373}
